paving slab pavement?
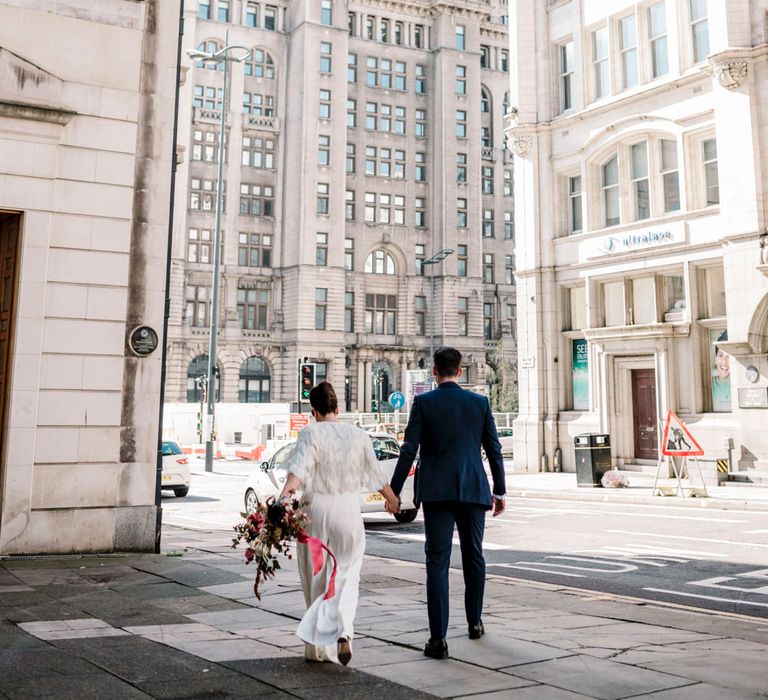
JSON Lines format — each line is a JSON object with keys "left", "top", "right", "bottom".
{"left": 502, "top": 472, "right": 768, "bottom": 512}
{"left": 0, "top": 524, "right": 767, "bottom": 699}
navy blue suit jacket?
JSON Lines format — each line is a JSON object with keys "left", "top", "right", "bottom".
{"left": 390, "top": 382, "right": 506, "bottom": 508}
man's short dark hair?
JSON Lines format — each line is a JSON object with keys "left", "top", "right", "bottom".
{"left": 433, "top": 347, "right": 462, "bottom": 378}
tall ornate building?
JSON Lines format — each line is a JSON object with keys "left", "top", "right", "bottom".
{"left": 508, "top": 0, "right": 768, "bottom": 477}
{"left": 166, "top": 0, "right": 517, "bottom": 418}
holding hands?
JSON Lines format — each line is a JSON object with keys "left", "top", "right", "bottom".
{"left": 380, "top": 484, "right": 401, "bottom": 514}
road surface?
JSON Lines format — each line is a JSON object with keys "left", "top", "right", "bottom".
{"left": 162, "top": 468, "right": 768, "bottom": 619}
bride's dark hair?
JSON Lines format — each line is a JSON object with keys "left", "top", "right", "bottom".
{"left": 309, "top": 381, "right": 338, "bottom": 416}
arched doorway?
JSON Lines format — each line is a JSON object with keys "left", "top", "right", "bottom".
{"left": 239, "top": 356, "right": 271, "bottom": 403}
{"left": 187, "top": 355, "right": 220, "bottom": 402}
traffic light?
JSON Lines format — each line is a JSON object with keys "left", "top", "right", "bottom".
{"left": 299, "top": 362, "right": 315, "bottom": 402}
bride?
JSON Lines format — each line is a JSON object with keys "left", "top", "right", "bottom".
{"left": 278, "top": 381, "right": 400, "bottom": 665}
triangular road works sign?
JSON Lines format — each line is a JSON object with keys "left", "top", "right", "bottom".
{"left": 661, "top": 410, "right": 704, "bottom": 457}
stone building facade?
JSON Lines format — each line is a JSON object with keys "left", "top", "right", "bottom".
{"left": 0, "top": 0, "right": 178, "bottom": 553}
{"left": 508, "top": 0, "right": 768, "bottom": 475}
{"left": 165, "top": 0, "right": 517, "bottom": 419}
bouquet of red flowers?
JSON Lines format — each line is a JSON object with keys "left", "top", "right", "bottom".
{"left": 232, "top": 495, "right": 310, "bottom": 600}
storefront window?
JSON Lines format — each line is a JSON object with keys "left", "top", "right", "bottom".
{"left": 710, "top": 329, "right": 731, "bottom": 412}
{"left": 663, "top": 274, "right": 686, "bottom": 319}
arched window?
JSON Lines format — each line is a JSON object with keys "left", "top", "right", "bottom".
{"left": 244, "top": 48, "right": 275, "bottom": 79}
{"left": 239, "top": 356, "right": 271, "bottom": 403}
{"left": 187, "top": 355, "right": 220, "bottom": 402}
{"left": 364, "top": 249, "right": 396, "bottom": 275}
{"left": 195, "top": 40, "right": 224, "bottom": 71}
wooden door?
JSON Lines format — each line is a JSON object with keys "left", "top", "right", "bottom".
{"left": 0, "top": 214, "right": 20, "bottom": 460}
{"left": 632, "top": 369, "right": 658, "bottom": 460}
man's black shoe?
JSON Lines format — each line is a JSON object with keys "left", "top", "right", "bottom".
{"left": 468, "top": 622, "right": 485, "bottom": 640}
{"left": 424, "top": 638, "right": 449, "bottom": 659}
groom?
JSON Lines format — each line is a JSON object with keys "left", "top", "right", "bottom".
{"left": 389, "top": 347, "right": 506, "bottom": 659}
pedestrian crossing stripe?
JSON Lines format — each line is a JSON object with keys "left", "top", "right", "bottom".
{"left": 717, "top": 459, "right": 729, "bottom": 473}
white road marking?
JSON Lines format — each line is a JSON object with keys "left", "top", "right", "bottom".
{"left": 375, "top": 531, "right": 514, "bottom": 551}
{"left": 643, "top": 588, "right": 768, "bottom": 609}
{"left": 493, "top": 563, "right": 585, "bottom": 578}
{"left": 744, "top": 530, "right": 768, "bottom": 535}
{"left": 607, "top": 529, "right": 768, "bottom": 549}
{"left": 689, "top": 569, "right": 768, "bottom": 596}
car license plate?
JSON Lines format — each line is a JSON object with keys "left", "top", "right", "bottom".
{"left": 366, "top": 493, "right": 384, "bottom": 503}
{"left": 162, "top": 474, "right": 173, "bottom": 482}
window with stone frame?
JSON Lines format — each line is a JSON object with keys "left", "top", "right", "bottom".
{"left": 187, "top": 227, "right": 214, "bottom": 263}
{"left": 190, "top": 178, "right": 225, "bottom": 212}
{"left": 244, "top": 49, "right": 275, "bottom": 78}
{"left": 193, "top": 85, "right": 222, "bottom": 110}
{"left": 315, "top": 288, "right": 328, "bottom": 330}
{"left": 415, "top": 109, "right": 427, "bottom": 138}
{"left": 365, "top": 294, "right": 397, "bottom": 335}
{"left": 482, "top": 165, "right": 494, "bottom": 194}
{"left": 192, "top": 127, "right": 220, "bottom": 163}
{"left": 318, "top": 135, "right": 331, "bottom": 166}
{"left": 346, "top": 98, "right": 357, "bottom": 127}
{"left": 415, "top": 295, "right": 426, "bottom": 335}
{"left": 320, "top": 0, "right": 332, "bottom": 26}
{"left": 237, "top": 287, "right": 269, "bottom": 330}
{"left": 344, "top": 237, "right": 354, "bottom": 270}
{"left": 483, "top": 253, "right": 495, "bottom": 284}
{"left": 319, "top": 89, "right": 332, "bottom": 119}
{"left": 186, "top": 285, "right": 210, "bottom": 327}
{"left": 241, "top": 135, "right": 275, "bottom": 168}
{"left": 242, "top": 93, "right": 275, "bottom": 116}
{"left": 504, "top": 211, "right": 514, "bottom": 240}
{"left": 458, "top": 297, "right": 469, "bottom": 336}
{"left": 457, "top": 153, "right": 467, "bottom": 182}
{"left": 558, "top": 40, "right": 574, "bottom": 112}
{"left": 415, "top": 197, "right": 426, "bottom": 228}
{"left": 316, "top": 182, "right": 330, "bottom": 214}
{"left": 689, "top": 0, "right": 709, "bottom": 64}
{"left": 319, "top": 42, "right": 333, "bottom": 74}
{"left": 365, "top": 249, "right": 396, "bottom": 275}
{"left": 345, "top": 189, "right": 356, "bottom": 220}
{"left": 415, "top": 64, "right": 426, "bottom": 94}
{"left": 240, "top": 183, "right": 273, "bottom": 216}
{"left": 347, "top": 53, "right": 357, "bottom": 83}
{"left": 316, "top": 232, "right": 328, "bottom": 266}
{"left": 238, "top": 232, "right": 272, "bottom": 267}
{"left": 457, "top": 198, "right": 468, "bottom": 228}
{"left": 345, "top": 292, "right": 355, "bottom": 332}
{"left": 457, "top": 244, "right": 468, "bottom": 276}
{"left": 649, "top": 1, "right": 669, "bottom": 78}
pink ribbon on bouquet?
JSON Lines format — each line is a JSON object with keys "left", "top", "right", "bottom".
{"left": 297, "top": 530, "right": 337, "bottom": 600}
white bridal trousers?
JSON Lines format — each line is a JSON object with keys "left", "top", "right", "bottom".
{"left": 296, "top": 491, "right": 365, "bottom": 663}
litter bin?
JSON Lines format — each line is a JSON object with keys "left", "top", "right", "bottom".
{"left": 574, "top": 433, "right": 611, "bottom": 487}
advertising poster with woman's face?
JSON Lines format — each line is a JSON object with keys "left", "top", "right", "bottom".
{"left": 710, "top": 329, "right": 731, "bottom": 412}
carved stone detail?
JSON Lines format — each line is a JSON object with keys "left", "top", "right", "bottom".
{"left": 716, "top": 60, "right": 748, "bottom": 90}
{"left": 509, "top": 135, "right": 533, "bottom": 158}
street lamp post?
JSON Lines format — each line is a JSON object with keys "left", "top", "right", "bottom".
{"left": 422, "top": 248, "right": 455, "bottom": 370}
{"left": 186, "top": 36, "right": 250, "bottom": 472}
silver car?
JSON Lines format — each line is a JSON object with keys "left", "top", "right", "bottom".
{"left": 243, "top": 433, "right": 418, "bottom": 523}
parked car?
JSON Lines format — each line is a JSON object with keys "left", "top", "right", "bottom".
{"left": 161, "top": 441, "right": 191, "bottom": 497}
{"left": 497, "top": 428, "right": 514, "bottom": 456}
{"left": 243, "top": 432, "right": 418, "bottom": 523}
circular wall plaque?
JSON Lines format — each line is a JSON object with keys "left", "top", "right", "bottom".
{"left": 128, "top": 325, "right": 159, "bottom": 356}
{"left": 746, "top": 365, "right": 760, "bottom": 384}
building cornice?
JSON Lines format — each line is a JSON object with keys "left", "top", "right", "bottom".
{"left": 0, "top": 99, "right": 75, "bottom": 125}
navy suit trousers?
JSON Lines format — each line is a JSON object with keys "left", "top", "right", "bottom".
{"left": 422, "top": 501, "right": 486, "bottom": 640}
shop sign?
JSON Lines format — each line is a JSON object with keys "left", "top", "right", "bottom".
{"left": 585, "top": 222, "right": 684, "bottom": 259}
{"left": 571, "top": 339, "right": 589, "bottom": 411}
{"left": 289, "top": 413, "right": 309, "bottom": 432}
{"left": 738, "top": 387, "right": 768, "bottom": 409}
